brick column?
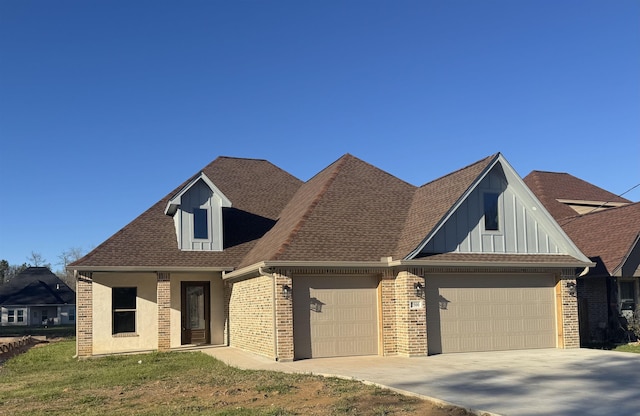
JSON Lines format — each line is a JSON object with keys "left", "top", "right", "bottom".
{"left": 395, "top": 270, "right": 427, "bottom": 356}
{"left": 380, "top": 271, "right": 397, "bottom": 355}
{"left": 560, "top": 268, "right": 580, "bottom": 348}
{"left": 76, "top": 272, "right": 93, "bottom": 358}
{"left": 157, "top": 272, "right": 171, "bottom": 351}
{"left": 275, "top": 273, "right": 294, "bottom": 361}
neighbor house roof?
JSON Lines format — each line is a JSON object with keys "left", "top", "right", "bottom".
{"left": 0, "top": 267, "right": 75, "bottom": 305}
{"left": 523, "top": 171, "right": 631, "bottom": 221}
{"left": 560, "top": 203, "right": 640, "bottom": 276}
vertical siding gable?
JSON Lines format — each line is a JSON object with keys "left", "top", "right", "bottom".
{"left": 422, "top": 163, "right": 565, "bottom": 255}
{"left": 175, "top": 179, "right": 225, "bottom": 251}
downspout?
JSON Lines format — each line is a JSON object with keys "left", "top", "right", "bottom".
{"left": 258, "top": 267, "right": 279, "bottom": 361}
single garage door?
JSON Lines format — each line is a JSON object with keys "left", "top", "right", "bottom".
{"left": 293, "top": 276, "right": 379, "bottom": 359}
{"left": 426, "top": 274, "right": 556, "bottom": 354}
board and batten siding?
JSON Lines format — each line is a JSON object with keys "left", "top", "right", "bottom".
{"left": 174, "top": 179, "right": 225, "bottom": 251}
{"left": 423, "top": 166, "right": 562, "bottom": 255}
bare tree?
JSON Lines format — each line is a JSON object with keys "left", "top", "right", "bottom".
{"left": 56, "top": 247, "right": 85, "bottom": 288}
{"left": 27, "top": 251, "right": 49, "bottom": 268}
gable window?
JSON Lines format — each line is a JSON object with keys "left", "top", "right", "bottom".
{"left": 483, "top": 192, "right": 500, "bottom": 231}
{"left": 113, "top": 287, "right": 137, "bottom": 334}
{"left": 193, "top": 208, "right": 209, "bottom": 239}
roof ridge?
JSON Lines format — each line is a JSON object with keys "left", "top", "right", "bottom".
{"left": 418, "top": 153, "right": 499, "bottom": 188}
{"left": 271, "top": 156, "right": 349, "bottom": 260}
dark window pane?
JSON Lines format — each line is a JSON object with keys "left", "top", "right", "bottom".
{"left": 193, "top": 208, "right": 208, "bottom": 239}
{"left": 113, "top": 311, "right": 136, "bottom": 333}
{"left": 484, "top": 192, "right": 500, "bottom": 231}
{"left": 113, "top": 287, "right": 136, "bottom": 309}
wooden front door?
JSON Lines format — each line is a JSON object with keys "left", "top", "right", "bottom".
{"left": 181, "top": 282, "right": 211, "bottom": 345}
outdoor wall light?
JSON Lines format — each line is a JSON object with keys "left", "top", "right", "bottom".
{"left": 414, "top": 282, "right": 424, "bottom": 297}
{"left": 566, "top": 281, "right": 577, "bottom": 297}
{"left": 282, "top": 284, "right": 292, "bottom": 299}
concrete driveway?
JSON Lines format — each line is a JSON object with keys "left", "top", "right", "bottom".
{"left": 201, "top": 347, "right": 640, "bottom": 416}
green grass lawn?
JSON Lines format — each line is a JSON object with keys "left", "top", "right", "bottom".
{"left": 0, "top": 325, "right": 75, "bottom": 338}
{"left": 0, "top": 340, "right": 454, "bottom": 416}
{"left": 613, "top": 343, "right": 640, "bottom": 353}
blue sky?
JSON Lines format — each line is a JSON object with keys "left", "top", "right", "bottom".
{"left": 1, "top": 0, "right": 639, "bottom": 268}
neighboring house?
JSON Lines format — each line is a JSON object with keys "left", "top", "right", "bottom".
{"left": 524, "top": 171, "right": 639, "bottom": 343}
{"left": 70, "top": 153, "right": 591, "bottom": 359}
{"left": 0, "top": 267, "right": 76, "bottom": 327}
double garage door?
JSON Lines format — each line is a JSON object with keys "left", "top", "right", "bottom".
{"left": 426, "top": 274, "right": 557, "bottom": 354}
{"left": 292, "top": 274, "right": 557, "bottom": 359}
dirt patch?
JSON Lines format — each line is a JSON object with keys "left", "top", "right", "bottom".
{"left": 69, "top": 380, "right": 472, "bottom": 415}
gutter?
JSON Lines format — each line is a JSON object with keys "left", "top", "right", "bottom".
{"left": 395, "top": 259, "right": 595, "bottom": 269}
{"left": 223, "top": 260, "right": 392, "bottom": 281}
{"left": 223, "top": 256, "right": 594, "bottom": 281}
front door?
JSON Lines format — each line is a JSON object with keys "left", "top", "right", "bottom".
{"left": 181, "top": 282, "right": 210, "bottom": 345}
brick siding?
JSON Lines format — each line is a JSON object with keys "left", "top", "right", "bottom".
{"left": 393, "top": 271, "right": 427, "bottom": 356}
{"left": 157, "top": 272, "right": 171, "bottom": 351}
{"left": 560, "top": 268, "right": 580, "bottom": 348}
{"left": 577, "top": 276, "right": 609, "bottom": 342}
{"left": 76, "top": 272, "right": 93, "bottom": 357}
{"left": 274, "top": 273, "right": 294, "bottom": 361}
{"left": 380, "top": 272, "right": 397, "bottom": 355}
{"left": 228, "top": 275, "right": 276, "bottom": 358}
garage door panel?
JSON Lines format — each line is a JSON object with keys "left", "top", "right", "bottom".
{"left": 294, "top": 276, "right": 378, "bottom": 359}
{"left": 427, "top": 274, "right": 556, "bottom": 354}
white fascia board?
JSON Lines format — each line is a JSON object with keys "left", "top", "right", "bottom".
{"left": 404, "top": 153, "right": 501, "bottom": 260}
{"left": 164, "top": 172, "right": 232, "bottom": 216}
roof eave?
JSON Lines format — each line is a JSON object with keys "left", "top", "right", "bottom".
{"left": 223, "top": 260, "right": 393, "bottom": 281}
{"left": 395, "top": 259, "right": 595, "bottom": 269}
{"left": 69, "top": 265, "right": 235, "bottom": 273}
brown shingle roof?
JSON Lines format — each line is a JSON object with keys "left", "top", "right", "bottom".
{"left": 560, "top": 203, "right": 640, "bottom": 276}
{"left": 393, "top": 154, "right": 497, "bottom": 259}
{"left": 239, "top": 154, "right": 416, "bottom": 266}
{"left": 523, "top": 171, "right": 631, "bottom": 221}
{"left": 74, "top": 153, "right": 578, "bottom": 271}
{"left": 72, "top": 157, "right": 303, "bottom": 268}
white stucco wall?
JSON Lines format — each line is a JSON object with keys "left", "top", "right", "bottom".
{"left": 92, "top": 272, "right": 158, "bottom": 355}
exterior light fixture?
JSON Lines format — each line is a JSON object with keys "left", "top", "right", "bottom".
{"left": 282, "top": 284, "right": 292, "bottom": 299}
{"left": 566, "top": 281, "right": 577, "bottom": 297}
{"left": 414, "top": 282, "right": 424, "bottom": 297}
